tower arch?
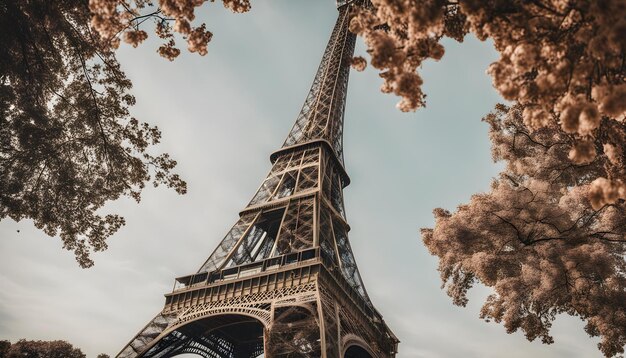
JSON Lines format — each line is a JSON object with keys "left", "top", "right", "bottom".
{"left": 342, "top": 335, "right": 377, "bottom": 358}
{"left": 142, "top": 313, "right": 266, "bottom": 358}
{"left": 345, "top": 345, "right": 374, "bottom": 358}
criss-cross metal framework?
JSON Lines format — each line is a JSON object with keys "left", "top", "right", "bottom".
{"left": 116, "top": 1, "right": 398, "bottom": 357}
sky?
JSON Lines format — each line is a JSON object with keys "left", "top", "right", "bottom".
{"left": 0, "top": 1, "right": 605, "bottom": 357}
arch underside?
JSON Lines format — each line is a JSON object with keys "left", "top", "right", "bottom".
{"left": 142, "top": 315, "right": 264, "bottom": 358}
{"left": 344, "top": 345, "right": 373, "bottom": 358}
{"left": 341, "top": 334, "right": 376, "bottom": 358}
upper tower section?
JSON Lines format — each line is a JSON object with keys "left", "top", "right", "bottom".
{"left": 277, "top": 2, "right": 356, "bottom": 165}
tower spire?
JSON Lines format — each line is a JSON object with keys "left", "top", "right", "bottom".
{"left": 280, "top": 3, "right": 355, "bottom": 164}
{"left": 116, "top": 2, "right": 398, "bottom": 357}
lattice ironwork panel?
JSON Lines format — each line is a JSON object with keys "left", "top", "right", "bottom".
{"left": 319, "top": 283, "right": 390, "bottom": 358}
{"left": 177, "top": 281, "right": 318, "bottom": 327}
{"left": 339, "top": 303, "right": 383, "bottom": 357}
{"left": 249, "top": 148, "right": 321, "bottom": 208}
{"left": 118, "top": 313, "right": 179, "bottom": 358}
{"left": 275, "top": 197, "right": 316, "bottom": 255}
{"left": 320, "top": 287, "right": 341, "bottom": 357}
{"left": 198, "top": 213, "right": 258, "bottom": 273}
{"left": 322, "top": 150, "right": 347, "bottom": 216}
{"left": 319, "top": 206, "right": 340, "bottom": 271}
{"left": 224, "top": 209, "right": 284, "bottom": 267}
{"left": 249, "top": 153, "right": 295, "bottom": 206}
{"left": 331, "top": 215, "right": 371, "bottom": 304}
{"left": 266, "top": 303, "right": 322, "bottom": 357}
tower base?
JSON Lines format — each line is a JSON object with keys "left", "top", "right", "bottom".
{"left": 117, "top": 251, "right": 397, "bottom": 358}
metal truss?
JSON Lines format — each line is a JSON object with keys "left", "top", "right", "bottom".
{"left": 117, "top": 1, "right": 398, "bottom": 357}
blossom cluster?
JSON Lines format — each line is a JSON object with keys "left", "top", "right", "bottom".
{"left": 424, "top": 104, "right": 626, "bottom": 357}
{"left": 90, "top": 0, "right": 250, "bottom": 60}
{"left": 350, "top": 0, "right": 626, "bottom": 207}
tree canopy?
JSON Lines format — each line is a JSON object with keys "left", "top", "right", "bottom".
{"left": 423, "top": 104, "right": 626, "bottom": 357}
{"left": 0, "top": 0, "right": 186, "bottom": 268}
{"left": 0, "top": 339, "right": 86, "bottom": 358}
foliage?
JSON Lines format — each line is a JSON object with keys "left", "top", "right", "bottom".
{"left": 0, "top": 340, "right": 86, "bottom": 358}
{"left": 349, "top": 0, "right": 626, "bottom": 202}
{"left": 0, "top": 341, "right": 10, "bottom": 358}
{"left": 0, "top": 0, "right": 186, "bottom": 268}
{"left": 422, "top": 104, "right": 626, "bottom": 357}
{"left": 89, "top": 0, "right": 251, "bottom": 60}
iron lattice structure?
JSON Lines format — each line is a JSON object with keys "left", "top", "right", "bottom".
{"left": 117, "top": 1, "right": 398, "bottom": 357}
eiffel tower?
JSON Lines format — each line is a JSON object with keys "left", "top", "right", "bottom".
{"left": 117, "top": 1, "right": 398, "bottom": 357}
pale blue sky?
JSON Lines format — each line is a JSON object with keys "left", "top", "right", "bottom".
{"left": 0, "top": 1, "right": 602, "bottom": 357}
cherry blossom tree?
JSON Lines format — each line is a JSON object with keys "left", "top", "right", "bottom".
{"left": 89, "top": 0, "right": 250, "bottom": 60}
{"left": 347, "top": 0, "right": 626, "bottom": 206}
{"left": 422, "top": 104, "right": 625, "bottom": 357}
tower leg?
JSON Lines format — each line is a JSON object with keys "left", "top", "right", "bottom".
{"left": 266, "top": 302, "right": 322, "bottom": 357}
{"left": 117, "top": 312, "right": 179, "bottom": 358}
{"left": 263, "top": 328, "right": 272, "bottom": 358}
{"left": 320, "top": 292, "right": 340, "bottom": 357}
